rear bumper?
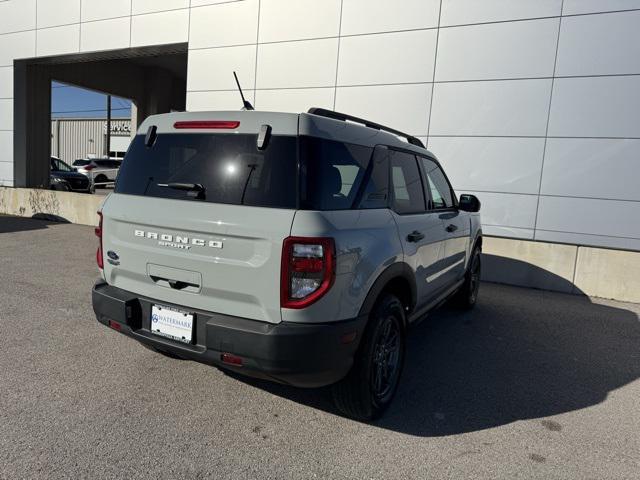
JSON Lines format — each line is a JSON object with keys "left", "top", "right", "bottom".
{"left": 92, "top": 281, "right": 366, "bottom": 388}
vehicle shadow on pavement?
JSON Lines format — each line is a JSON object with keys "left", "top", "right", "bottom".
{"left": 0, "top": 215, "right": 67, "bottom": 233}
{"left": 229, "top": 260, "right": 640, "bottom": 437}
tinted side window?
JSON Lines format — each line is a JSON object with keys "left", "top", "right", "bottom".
{"left": 96, "top": 160, "right": 121, "bottom": 168}
{"left": 53, "top": 158, "right": 73, "bottom": 172}
{"left": 390, "top": 150, "right": 425, "bottom": 214}
{"left": 301, "top": 137, "right": 373, "bottom": 210}
{"left": 358, "top": 147, "right": 389, "bottom": 209}
{"left": 421, "top": 157, "right": 454, "bottom": 209}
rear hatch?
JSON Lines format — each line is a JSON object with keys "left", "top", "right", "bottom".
{"left": 100, "top": 112, "right": 299, "bottom": 324}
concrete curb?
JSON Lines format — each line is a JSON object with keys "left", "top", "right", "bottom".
{"left": 482, "top": 236, "right": 640, "bottom": 304}
{"left": 0, "top": 187, "right": 104, "bottom": 226}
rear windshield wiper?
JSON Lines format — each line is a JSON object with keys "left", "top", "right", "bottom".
{"left": 157, "top": 182, "right": 206, "bottom": 199}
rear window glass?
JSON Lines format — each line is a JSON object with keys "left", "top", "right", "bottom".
{"left": 73, "top": 159, "right": 90, "bottom": 166}
{"left": 300, "top": 137, "right": 373, "bottom": 210}
{"left": 115, "top": 134, "right": 298, "bottom": 208}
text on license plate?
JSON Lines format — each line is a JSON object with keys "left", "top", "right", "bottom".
{"left": 151, "top": 305, "right": 193, "bottom": 344}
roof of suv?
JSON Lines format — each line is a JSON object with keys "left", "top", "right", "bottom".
{"left": 138, "top": 109, "right": 435, "bottom": 158}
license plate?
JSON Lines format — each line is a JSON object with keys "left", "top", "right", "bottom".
{"left": 150, "top": 305, "right": 193, "bottom": 344}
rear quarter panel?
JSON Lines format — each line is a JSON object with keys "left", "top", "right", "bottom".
{"left": 283, "top": 209, "right": 402, "bottom": 323}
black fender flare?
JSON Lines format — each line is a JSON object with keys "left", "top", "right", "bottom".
{"left": 357, "top": 262, "right": 417, "bottom": 321}
{"left": 472, "top": 229, "right": 483, "bottom": 250}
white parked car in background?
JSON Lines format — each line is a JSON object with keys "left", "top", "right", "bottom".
{"left": 72, "top": 158, "right": 121, "bottom": 189}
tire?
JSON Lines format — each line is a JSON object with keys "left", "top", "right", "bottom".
{"left": 455, "top": 246, "right": 481, "bottom": 309}
{"left": 94, "top": 174, "right": 107, "bottom": 188}
{"left": 332, "top": 294, "right": 406, "bottom": 421}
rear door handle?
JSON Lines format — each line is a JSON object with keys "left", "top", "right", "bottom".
{"left": 446, "top": 224, "right": 458, "bottom": 233}
{"left": 407, "top": 231, "right": 425, "bottom": 243}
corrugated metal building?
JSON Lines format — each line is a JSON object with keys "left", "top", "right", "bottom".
{"left": 50, "top": 118, "right": 132, "bottom": 164}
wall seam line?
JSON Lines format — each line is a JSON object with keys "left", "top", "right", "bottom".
{"left": 129, "top": 0, "right": 133, "bottom": 47}
{"left": 452, "top": 190, "right": 640, "bottom": 204}
{"left": 530, "top": 228, "right": 640, "bottom": 242}
{"left": 34, "top": 0, "right": 37, "bottom": 55}
{"left": 180, "top": 68, "right": 640, "bottom": 81}
{"left": 332, "top": 0, "right": 344, "bottom": 110}
{"left": 425, "top": 0, "right": 442, "bottom": 144}
{"left": 532, "top": 0, "right": 564, "bottom": 240}
{"left": 78, "top": 0, "right": 82, "bottom": 51}
{"left": 184, "top": 0, "right": 192, "bottom": 107}
{"left": 252, "top": 0, "right": 261, "bottom": 105}
{"left": 571, "top": 245, "right": 580, "bottom": 293}
{"left": 2, "top": 6, "right": 640, "bottom": 39}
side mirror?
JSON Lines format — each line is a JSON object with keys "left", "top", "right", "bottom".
{"left": 459, "top": 194, "right": 480, "bottom": 213}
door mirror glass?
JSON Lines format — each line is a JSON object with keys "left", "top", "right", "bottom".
{"left": 459, "top": 194, "right": 481, "bottom": 212}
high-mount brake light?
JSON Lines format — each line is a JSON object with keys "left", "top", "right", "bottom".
{"left": 281, "top": 237, "right": 335, "bottom": 309}
{"left": 173, "top": 120, "right": 240, "bottom": 130}
{"left": 95, "top": 211, "right": 103, "bottom": 269}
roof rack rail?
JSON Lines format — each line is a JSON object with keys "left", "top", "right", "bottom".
{"left": 307, "top": 107, "right": 425, "bottom": 148}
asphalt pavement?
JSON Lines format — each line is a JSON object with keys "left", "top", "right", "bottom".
{"left": 94, "top": 186, "right": 113, "bottom": 196}
{"left": 1, "top": 215, "right": 639, "bottom": 479}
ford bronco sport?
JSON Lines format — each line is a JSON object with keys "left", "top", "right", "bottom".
{"left": 92, "top": 108, "right": 482, "bottom": 420}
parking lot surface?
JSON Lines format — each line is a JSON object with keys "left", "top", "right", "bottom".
{"left": 94, "top": 186, "right": 113, "bottom": 196}
{"left": 1, "top": 215, "right": 639, "bottom": 479}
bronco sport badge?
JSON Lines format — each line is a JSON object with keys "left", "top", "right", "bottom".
{"left": 134, "top": 229, "right": 223, "bottom": 250}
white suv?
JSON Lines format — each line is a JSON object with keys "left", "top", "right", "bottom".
{"left": 92, "top": 108, "right": 482, "bottom": 420}
{"left": 73, "top": 158, "right": 121, "bottom": 188}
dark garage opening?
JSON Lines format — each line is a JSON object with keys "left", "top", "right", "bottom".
{"left": 13, "top": 43, "right": 188, "bottom": 188}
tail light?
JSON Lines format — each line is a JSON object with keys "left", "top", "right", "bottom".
{"left": 84, "top": 165, "right": 96, "bottom": 171}
{"left": 281, "top": 237, "right": 335, "bottom": 309}
{"left": 95, "top": 211, "right": 103, "bottom": 269}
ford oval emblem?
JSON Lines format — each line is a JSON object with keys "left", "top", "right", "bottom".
{"left": 107, "top": 250, "right": 119, "bottom": 261}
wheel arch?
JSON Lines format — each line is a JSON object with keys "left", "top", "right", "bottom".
{"left": 357, "top": 262, "right": 417, "bottom": 325}
{"left": 472, "top": 229, "right": 483, "bottom": 251}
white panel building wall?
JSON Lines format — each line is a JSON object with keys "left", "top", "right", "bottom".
{"left": 0, "top": 0, "right": 639, "bottom": 251}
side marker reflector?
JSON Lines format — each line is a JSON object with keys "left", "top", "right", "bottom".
{"left": 340, "top": 331, "right": 357, "bottom": 344}
{"left": 221, "top": 353, "right": 243, "bottom": 366}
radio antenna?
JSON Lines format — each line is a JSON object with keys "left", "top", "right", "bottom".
{"left": 233, "top": 71, "right": 254, "bottom": 111}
